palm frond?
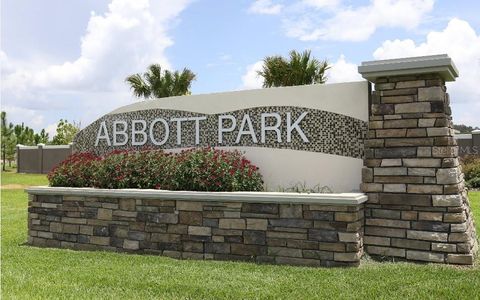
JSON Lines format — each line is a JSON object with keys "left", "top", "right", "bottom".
{"left": 126, "top": 65, "right": 196, "bottom": 99}
{"left": 258, "top": 50, "right": 330, "bottom": 87}
{"left": 125, "top": 74, "right": 151, "bottom": 99}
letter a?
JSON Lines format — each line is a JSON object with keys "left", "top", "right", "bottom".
{"left": 95, "top": 121, "right": 111, "bottom": 146}
{"left": 235, "top": 114, "right": 257, "bottom": 143}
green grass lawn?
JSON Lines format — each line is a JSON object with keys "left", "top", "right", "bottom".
{"left": 1, "top": 172, "right": 480, "bottom": 299}
{"left": 1, "top": 167, "right": 49, "bottom": 187}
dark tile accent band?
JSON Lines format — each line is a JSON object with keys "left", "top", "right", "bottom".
{"left": 74, "top": 106, "right": 367, "bottom": 158}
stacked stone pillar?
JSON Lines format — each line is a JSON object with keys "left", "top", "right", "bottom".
{"left": 359, "top": 55, "right": 478, "bottom": 265}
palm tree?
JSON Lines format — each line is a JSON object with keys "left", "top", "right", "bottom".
{"left": 126, "top": 64, "right": 196, "bottom": 99}
{"left": 258, "top": 50, "right": 330, "bottom": 88}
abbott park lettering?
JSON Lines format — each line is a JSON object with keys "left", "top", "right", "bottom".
{"left": 95, "top": 112, "right": 309, "bottom": 147}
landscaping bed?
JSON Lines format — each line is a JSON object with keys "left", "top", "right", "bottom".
{"left": 2, "top": 171, "right": 480, "bottom": 298}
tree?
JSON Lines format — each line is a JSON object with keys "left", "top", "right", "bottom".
{"left": 125, "top": 64, "right": 196, "bottom": 99}
{"left": 258, "top": 50, "right": 330, "bottom": 88}
{"left": 4, "top": 132, "right": 17, "bottom": 167}
{"left": 34, "top": 129, "right": 49, "bottom": 145}
{"left": 1, "top": 112, "right": 16, "bottom": 171}
{"left": 14, "top": 123, "right": 35, "bottom": 146}
{"left": 51, "top": 119, "right": 80, "bottom": 145}
{"left": 453, "top": 124, "right": 480, "bottom": 133}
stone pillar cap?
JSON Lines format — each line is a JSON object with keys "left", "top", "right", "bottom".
{"left": 472, "top": 129, "right": 480, "bottom": 134}
{"left": 358, "top": 54, "right": 459, "bottom": 82}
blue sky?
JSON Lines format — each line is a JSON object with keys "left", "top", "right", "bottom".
{"left": 1, "top": 0, "right": 479, "bottom": 136}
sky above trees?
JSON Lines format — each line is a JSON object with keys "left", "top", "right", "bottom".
{"left": 1, "top": 0, "right": 479, "bottom": 134}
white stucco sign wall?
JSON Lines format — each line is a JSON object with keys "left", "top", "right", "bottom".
{"left": 74, "top": 81, "right": 369, "bottom": 192}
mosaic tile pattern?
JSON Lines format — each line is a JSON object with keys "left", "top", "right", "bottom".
{"left": 73, "top": 106, "right": 367, "bottom": 158}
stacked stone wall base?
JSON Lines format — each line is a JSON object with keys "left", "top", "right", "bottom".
{"left": 28, "top": 192, "right": 364, "bottom": 267}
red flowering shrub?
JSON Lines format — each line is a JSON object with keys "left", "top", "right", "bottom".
{"left": 48, "top": 152, "right": 100, "bottom": 187}
{"left": 93, "top": 149, "right": 177, "bottom": 189}
{"left": 174, "top": 148, "right": 263, "bottom": 192}
{"left": 48, "top": 148, "right": 264, "bottom": 192}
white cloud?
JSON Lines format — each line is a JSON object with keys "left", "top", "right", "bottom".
{"left": 0, "top": 50, "right": 12, "bottom": 73}
{"left": 373, "top": 18, "right": 480, "bottom": 126}
{"left": 249, "top": 0, "right": 283, "bottom": 15}
{"left": 241, "top": 61, "right": 264, "bottom": 89}
{"left": 326, "top": 55, "right": 362, "bottom": 83}
{"left": 3, "top": 0, "right": 190, "bottom": 93}
{"left": 1, "top": 0, "right": 191, "bottom": 132}
{"left": 285, "top": 0, "right": 434, "bottom": 42}
{"left": 302, "top": 0, "right": 340, "bottom": 9}
{"left": 1, "top": 105, "right": 45, "bottom": 129}
{"left": 45, "top": 123, "right": 58, "bottom": 139}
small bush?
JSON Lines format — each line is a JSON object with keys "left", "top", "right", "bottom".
{"left": 93, "top": 150, "right": 177, "bottom": 189}
{"left": 174, "top": 148, "right": 263, "bottom": 192}
{"left": 48, "top": 152, "right": 100, "bottom": 187}
{"left": 462, "top": 155, "right": 480, "bottom": 189}
{"left": 48, "top": 148, "right": 264, "bottom": 192}
{"left": 467, "top": 177, "right": 480, "bottom": 189}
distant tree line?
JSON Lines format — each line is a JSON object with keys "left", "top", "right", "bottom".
{"left": 453, "top": 124, "right": 480, "bottom": 134}
{"left": 1, "top": 112, "right": 17, "bottom": 170}
{"left": 1, "top": 111, "right": 80, "bottom": 170}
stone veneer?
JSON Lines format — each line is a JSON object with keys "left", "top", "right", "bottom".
{"left": 27, "top": 189, "right": 365, "bottom": 267}
{"left": 360, "top": 69, "right": 478, "bottom": 264}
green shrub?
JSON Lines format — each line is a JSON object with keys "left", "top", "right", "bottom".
{"left": 467, "top": 177, "right": 480, "bottom": 189}
{"left": 462, "top": 155, "right": 480, "bottom": 189}
{"left": 174, "top": 148, "right": 264, "bottom": 192}
{"left": 48, "top": 152, "right": 100, "bottom": 187}
{"left": 93, "top": 150, "right": 177, "bottom": 189}
{"left": 48, "top": 148, "right": 264, "bottom": 192}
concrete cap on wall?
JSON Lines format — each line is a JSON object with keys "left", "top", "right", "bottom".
{"left": 358, "top": 54, "right": 459, "bottom": 82}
